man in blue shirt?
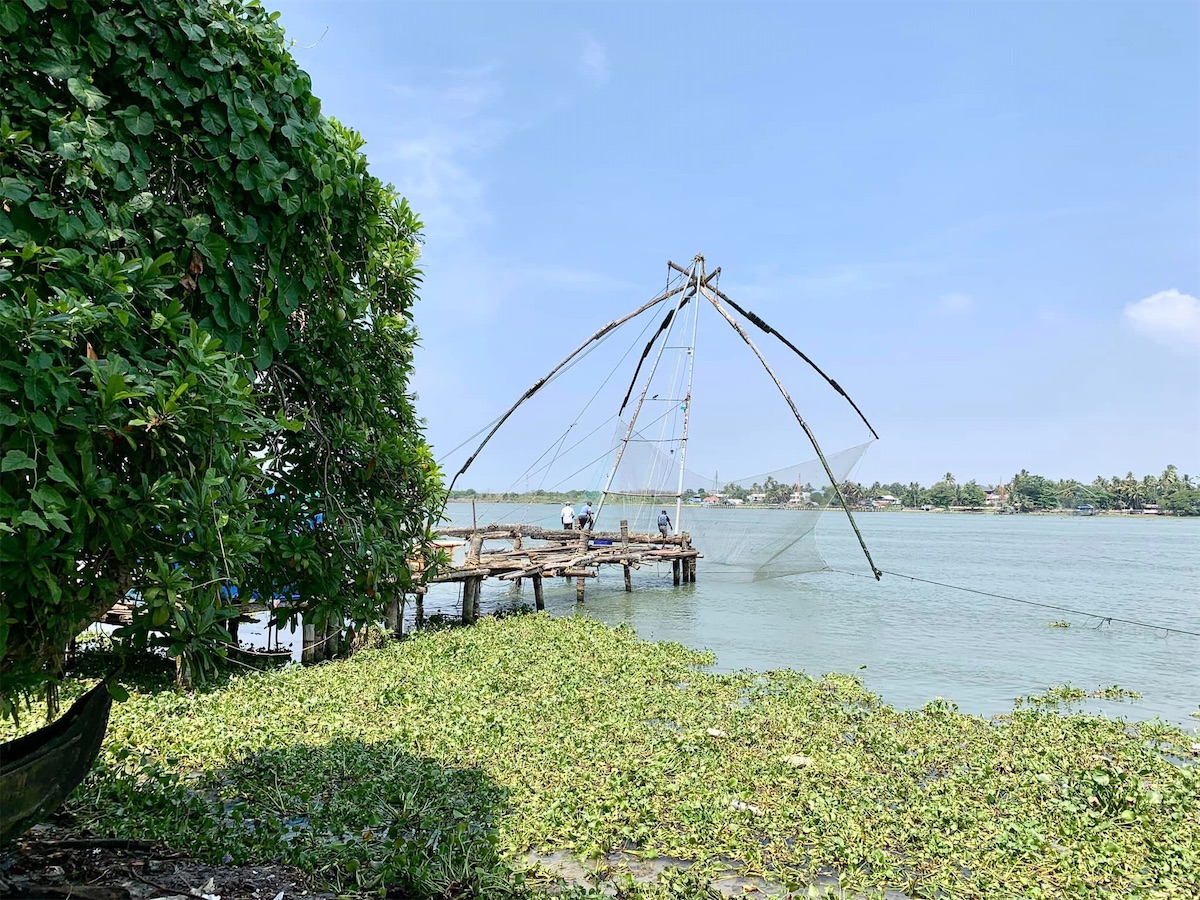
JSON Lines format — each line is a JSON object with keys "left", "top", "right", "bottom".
{"left": 657, "top": 509, "right": 672, "bottom": 544}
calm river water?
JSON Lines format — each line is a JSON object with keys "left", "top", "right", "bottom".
{"left": 428, "top": 504, "right": 1199, "bottom": 728}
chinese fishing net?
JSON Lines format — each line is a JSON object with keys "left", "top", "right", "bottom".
{"left": 601, "top": 416, "right": 871, "bottom": 580}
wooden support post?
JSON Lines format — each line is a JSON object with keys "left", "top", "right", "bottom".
{"left": 302, "top": 622, "right": 316, "bottom": 665}
{"left": 461, "top": 579, "right": 477, "bottom": 625}
{"left": 533, "top": 573, "right": 545, "bottom": 611}
{"left": 620, "top": 519, "right": 633, "bottom": 592}
{"left": 575, "top": 574, "right": 585, "bottom": 602}
{"left": 515, "top": 576, "right": 523, "bottom": 590}
{"left": 228, "top": 615, "right": 241, "bottom": 648}
{"left": 415, "top": 588, "right": 425, "bottom": 626}
{"left": 386, "top": 596, "right": 402, "bottom": 639}
{"left": 673, "top": 559, "right": 681, "bottom": 586}
{"left": 473, "top": 576, "right": 481, "bottom": 620}
{"left": 689, "top": 558, "right": 697, "bottom": 583}
{"left": 326, "top": 620, "right": 340, "bottom": 659}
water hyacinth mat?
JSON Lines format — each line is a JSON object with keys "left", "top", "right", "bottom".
{"left": 10, "top": 615, "right": 1199, "bottom": 899}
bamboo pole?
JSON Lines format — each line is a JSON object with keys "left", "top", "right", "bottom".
{"left": 595, "top": 261, "right": 699, "bottom": 526}
{"left": 533, "top": 573, "right": 544, "bottom": 611}
{"left": 704, "top": 281, "right": 879, "bottom": 440}
{"left": 675, "top": 255, "right": 704, "bottom": 534}
{"left": 699, "top": 284, "right": 882, "bottom": 580}
{"left": 443, "top": 281, "right": 690, "bottom": 496}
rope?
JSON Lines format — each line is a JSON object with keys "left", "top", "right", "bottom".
{"left": 835, "top": 569, "right": 1200, "bottom": 638}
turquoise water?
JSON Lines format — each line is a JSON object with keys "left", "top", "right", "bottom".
{"left": 434, "top": 503, "right": 1200, "bottom": 728}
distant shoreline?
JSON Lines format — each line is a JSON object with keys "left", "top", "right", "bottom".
{"left": 444, "top": 499, "right": 1185, "bottom": 518}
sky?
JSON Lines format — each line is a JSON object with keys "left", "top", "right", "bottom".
{"left": 273, "top": 0, "right": 1199, "bottom": 491}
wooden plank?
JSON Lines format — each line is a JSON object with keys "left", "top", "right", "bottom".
{"left": 439, "top": 523, "right": 690, "bottom": 546}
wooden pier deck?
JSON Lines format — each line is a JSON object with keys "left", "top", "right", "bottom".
{"left": 91, "top": 526, "right": 698, "bottom": 657}
{"left": 434, "top": 520, "right": 700, "bottom": 622}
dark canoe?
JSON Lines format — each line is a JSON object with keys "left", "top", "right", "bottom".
{"left": 0, "top": 677, "right": 114, "bottom": 847}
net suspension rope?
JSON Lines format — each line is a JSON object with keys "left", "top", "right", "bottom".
{"left": 835, "top": 568, "right": 1200, "bottom": 638}
{"left": 442, "top": 256, "right": 884, "bottom": 579}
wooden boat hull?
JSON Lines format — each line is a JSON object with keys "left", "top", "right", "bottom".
{"left": 0, "top": 678, "right": 113, "bottom": 846}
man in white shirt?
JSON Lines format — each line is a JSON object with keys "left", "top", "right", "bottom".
{"left": 561, "top": 502, "right": 575, "bottom": 530}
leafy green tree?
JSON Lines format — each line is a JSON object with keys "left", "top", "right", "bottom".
{"left": 927, "top": 479, "right": 956, "bottom": 508}
{"left": 1, "top": 0, "right": 441, "bottom": 708}
{"left": 959, "top": 480, "right": 986, "bottom": 507}
{"left": 1111, "top": 472, "right": 1148, "bottom": 510}
{"left": 1088, "top": 477, "right": 1116, "bottom": 510}
{"left": 1162, "top": 488, "right": 1200, "bottom": 516}
{"left": 723, "top": 482, "right": 749, "bottom": 501}
{"left": 1009, "top": 470, "right": 1057, "bottom": 512}
{"left": 902, "top": 482, "right": 924, "bottom": 508}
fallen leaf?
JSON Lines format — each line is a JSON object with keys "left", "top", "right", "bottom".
{"left": 707, "top": 728, "right": 726, "bottom": 738}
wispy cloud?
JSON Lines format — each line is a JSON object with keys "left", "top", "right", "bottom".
{"left": 1123, "top": 289, "right": 1200, "bottom": 351}
{"left": 522, "top": 264, "right": 639, "bottom": 293}
{"left": 579, "top": 37, "right": 610, "bottom": 86}
{"left": 381, "top": 66, "right": 509, "bottom": 239}
{"left": 935, "top": 292, "right": 975, "bottom": 315}
{"left": 723, "top": 258, "right": 947, "bottom": 309}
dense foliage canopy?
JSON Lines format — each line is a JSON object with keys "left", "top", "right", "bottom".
{"left": 0, "top": 0, "right": 443, "bottom": 711}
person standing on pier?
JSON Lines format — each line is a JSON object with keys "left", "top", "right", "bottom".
{"left": 657, "top": 509, "right": 672, "bottom": 545}
{"left": 561, "top": 501, "right": 576, "bottom": 530}
{"left": 580, "top": 501, "right": 595, "bottom": 531}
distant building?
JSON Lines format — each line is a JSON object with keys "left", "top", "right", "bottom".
{"left": 984, "top": 485, "right": 1005, "bottom": 507}
{"left": 725, "top": 498, "right": 744, "bottom": 505}
{"left": 748, "top": 492, "right": 767, "bottom": 503}
{"left": 874, "top": 494, "right": 900, "bottom": 507}
{"left": 703, "top": 495, "right": 721, "bottom": 504}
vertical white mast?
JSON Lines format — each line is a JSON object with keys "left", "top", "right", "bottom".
{"left": 672, "top": 255, "right": 704, "bottom": 534}
{"left": 594, "top": 260, "right": 698, "bottom": 527}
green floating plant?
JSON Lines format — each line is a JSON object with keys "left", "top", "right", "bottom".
{"left": 7, "top": 616, "right": 1197, "bottom": 899}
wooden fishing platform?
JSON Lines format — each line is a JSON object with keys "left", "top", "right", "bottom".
{"left": 433, "top": 519, "right": 700, "bottom": 623}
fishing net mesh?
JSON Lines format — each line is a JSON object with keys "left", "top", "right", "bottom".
{"left": 602, "top": 419, "right": 870, "bottom": 580}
